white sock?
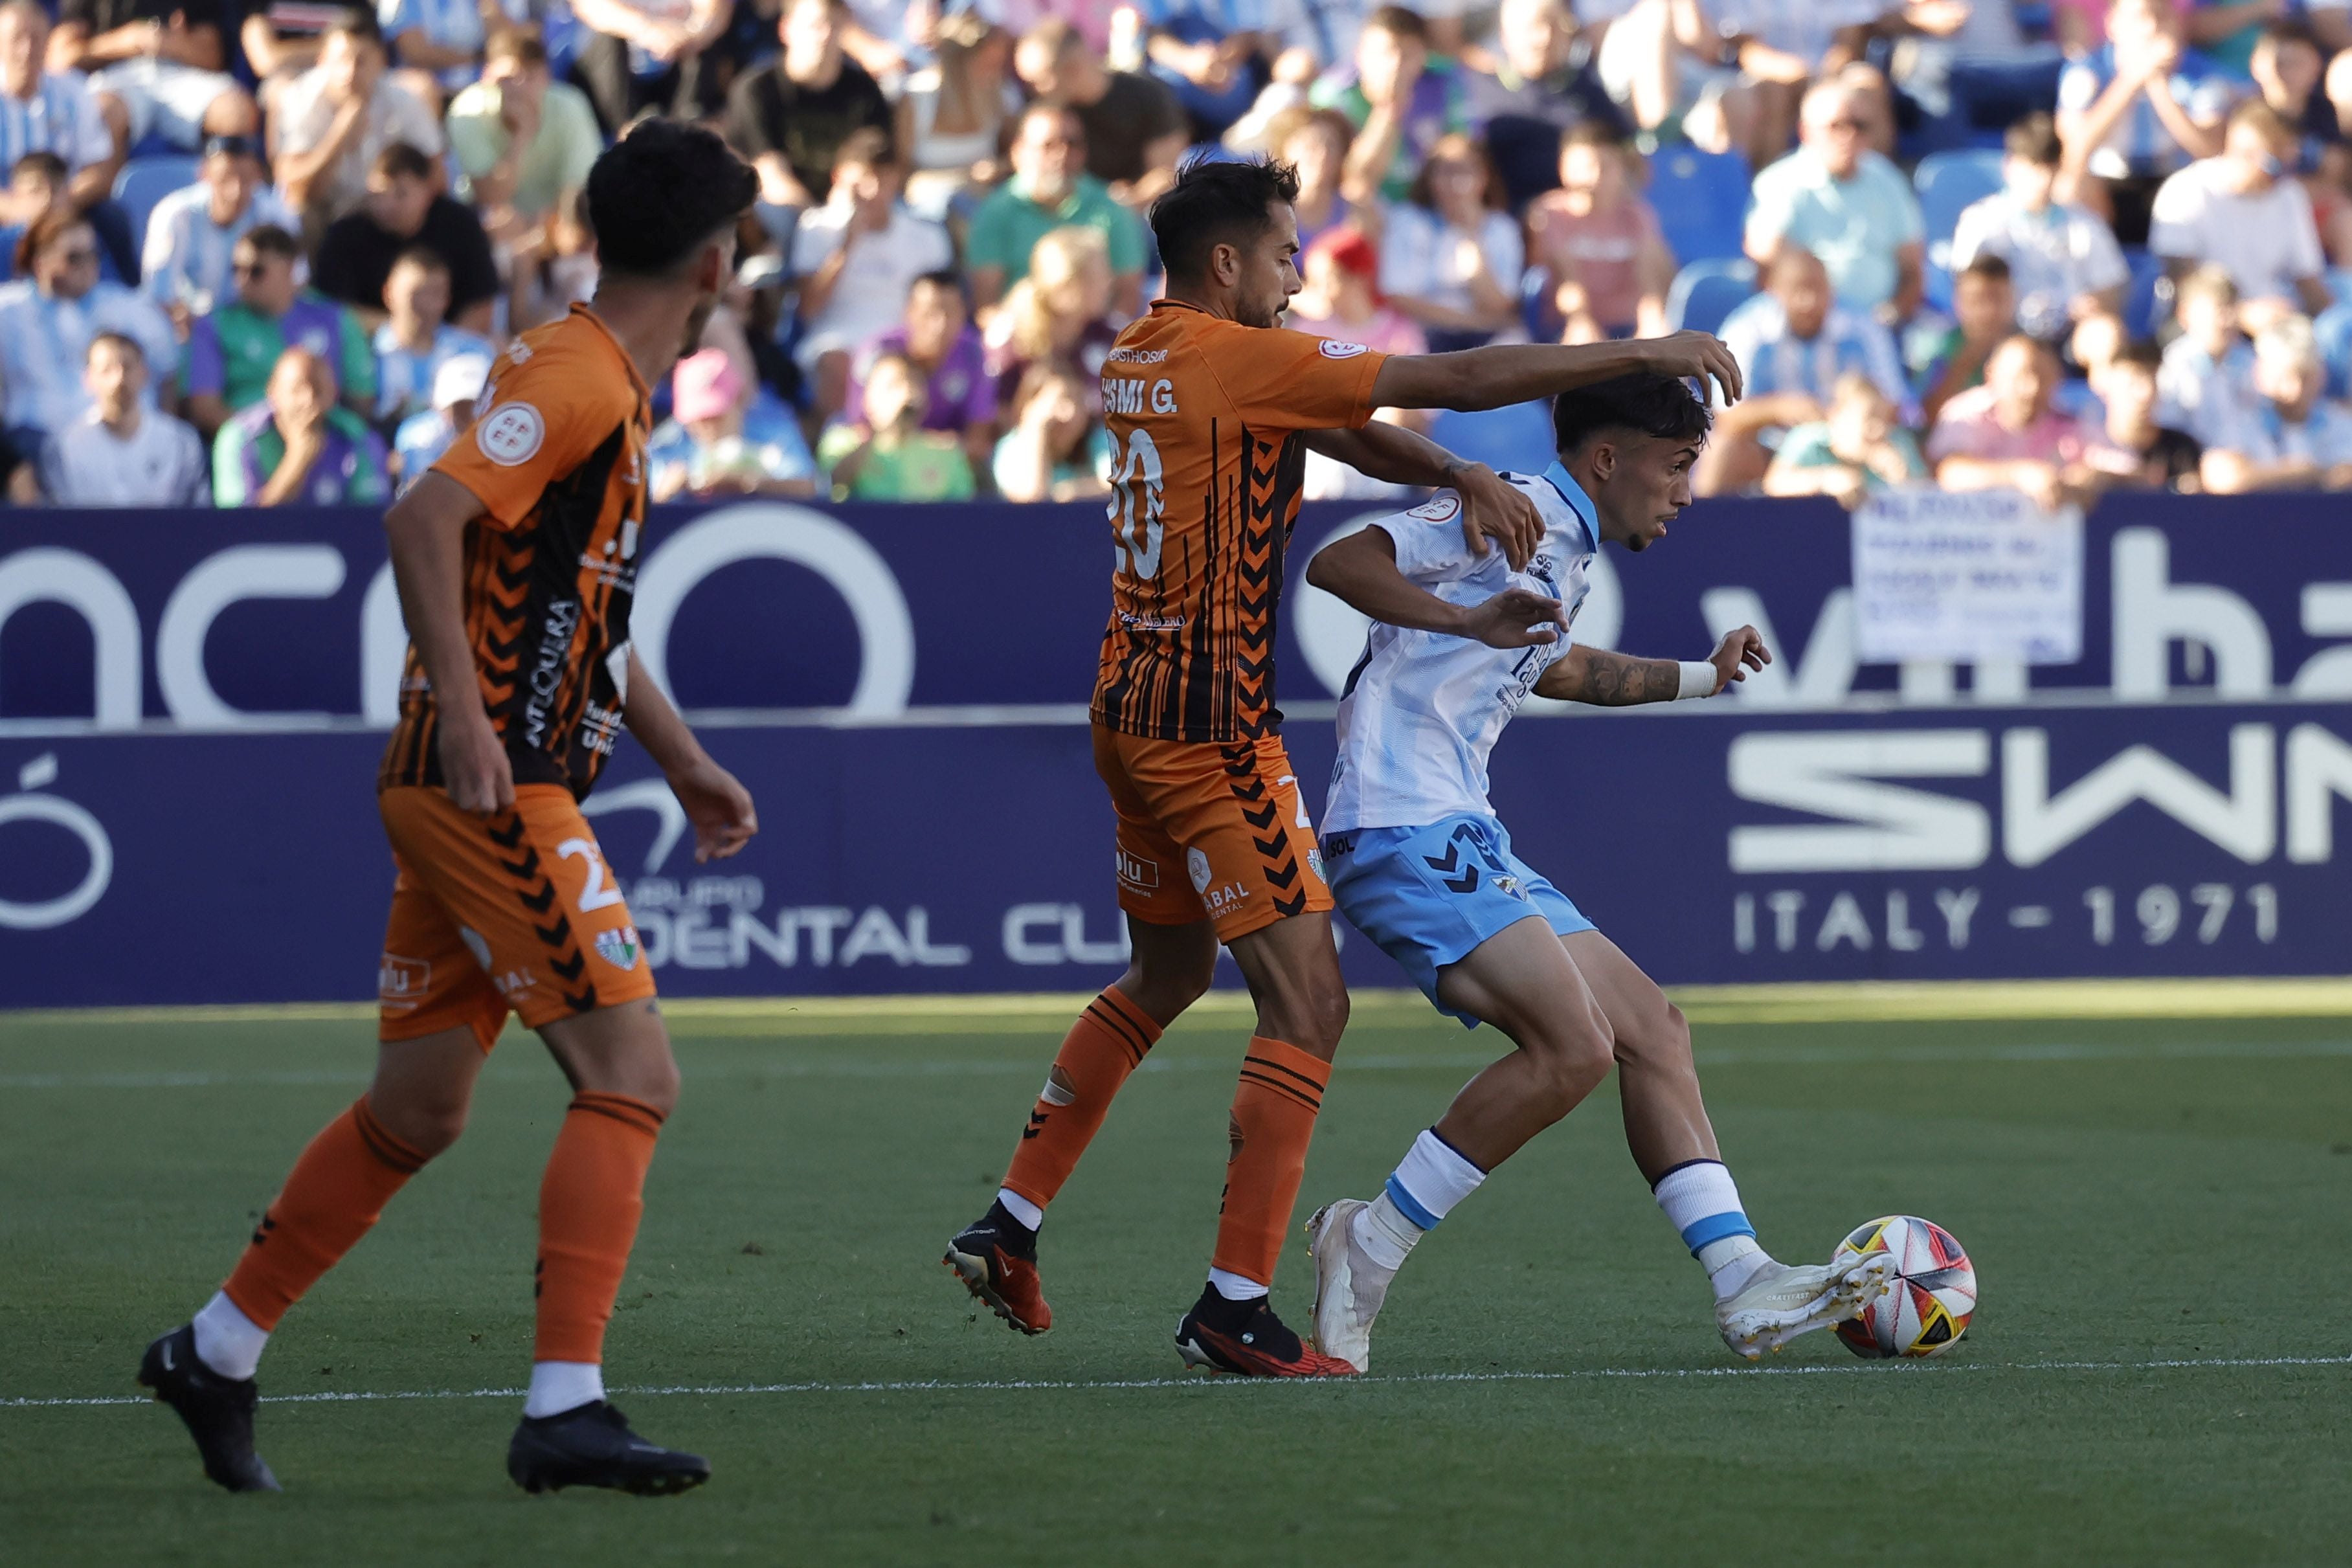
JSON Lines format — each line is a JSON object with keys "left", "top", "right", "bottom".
{"left": 191, "top": 1291, "right": 269, "bottom": 1382}
{"left": 1206, "top": 1268, "right": 1269, "bottom": 1302}
{"left": 995, "top": 1187, "right": 1042, "bottom": 1232}
{"left": 1652, "top": 1159, "right": 1773, "bottom": 1303}
{"left": 1385, "top": 1128, "right": 1486, "bottom": 1229}
{"left": 524, "top": 1361, "right": 605, "bottom": 1418}
{"left": 1350, "top": 1190, "right": 1424, "bottom": 1272}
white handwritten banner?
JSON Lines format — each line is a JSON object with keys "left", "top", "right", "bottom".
{"left": 1852, "top": 486, "right": 2083, "bottom": 665}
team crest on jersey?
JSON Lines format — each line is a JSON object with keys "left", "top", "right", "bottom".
{"left": 594, "top": 926, "right": 641, "bottom": 972}
{"left": 1317, "top": 339, "right": 1369, "bottom": 359}
{"left": 476, "top": 402, "right": 546, "bottom": 465}
{"left": 1407, "top": 493, "right": 1461, "bottom": 522}
{"left": 508, "top": 340, "right": 533, "bottom": 364}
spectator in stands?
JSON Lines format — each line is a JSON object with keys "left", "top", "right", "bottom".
{"left": 2083, "top": 337, "right": 2205, "bottom": 489}
{"left": 445, "top": 27, "right": 602, "bottom": 247}
{"left": 0, "top": 151, "right": 133, "bottom": 282}
{"left": 895, "top": 10, "right": 1013, "bottom": 219}
{"left": 649, "top": 344, "right": 818, "bottom": 500}
{"left": 379, "top": 0, "right": 521, "bottom": 109}
{"left": 2250, "top": 23, "right": 2335, "bottom": 159}
{"left": 0, "top": 208, "right": 175, "bottom": 462}
{"left": 1466, "top": 0, "right": 1627, "bottom": 212}
{"left": 1920, "top": 255, "right": 2021, "bottom": 429}
{"left": 1931, "top": 335, "right": 2100, "bottom": 509}
{"left": 790, "top": 126, "right": 954, "bottom": 425}
{"left": 569, "top": 0, "right": 734, "bottom": 132}
{"left": 391, "top": 344, "right": 485, "bottom": 486}
{"left": 1527, "top": 122, "right": 1672, "bottom": 343}
{"left": 0, "top": 2, "right": 121, "bottom": 219}
{"left": 966, "top": 102, "right": 1146, "bottom": 314}
{"left": 1951, "top": 113, "right": 2131, "bottom": 346}
{"left": 1380, "top": 131, "right": 1522, "bottom": 351}
{"left": 1747, "top": 77, "right": 1926, "bottom": 322}
{"left": 1014, "top": 17, "right": 1188, "bottom": 210}
{"left": 313, "top": 141, "right": 498, "bottom": 330}
{"left": 1590, "top": 0, "right": 1802, "bottom": 166}
{"left": 49, "top": 0, "right": 258, "bottom": 153}
{"left": 2151, "top": 100, "right": 2333, "bottom": 322}
{"left": 1874, "top": 0, "right": 2069, "bottom": 159}
{"left": 847, "top": 269, "right": 996, "bottom": 471}
{"left": 272, "top": 11, "right": 445, "bottom": 226}
{"left": 724, "top": 0, "right": 894, "bottom": 214}
{"left": 2072, "top": 306, "right": 2127, "bottom": 387}
{"left": 992, "top": 359, "right": 1110, "bottom": 503}
{"left": 1705, "top": 245, "right": 1911, "bottom": 493}
{"left": 1762, "top": 370, "right": 1930, "bottom": 504}
{"left": 370, "top": 246, "right": 492, "bottom": 427}
{"left": 2056, "top": 0, "right": 2232, "bottom": 248}
{"left": 983, "top": 223, "right": 1119, "bottom": 411}
{"left": 21, "top": 331, "right": 207, "bottom": 504}
{"left": 140, "top": 135, "right": 297, "bottom": 329}
{"left": 213, "top": 343, "right": 391, "bottom": 504}
{"left": 1264, "top": 104, "right": 1358, "bottom": 247}
{"left": 820, "top": 347, "right": 976, "bottom": 500}
{"left": 1312, "top": 6, "right": 1467, "bottom": 206}
{"left": 1284, "top": 224, "right": 1428, "bottom": 357}
{"left": 185, "top": 223, "right": 375, "bottom": 436}
{"left": 2158, "top": 261, "right": 2263, "bottom": 448}
{"left": 2200, "top": 312, "right": 2352, "bottom": 489}
{"left": 1137, "top": 0, "right": 1275, "bottom": 140}
{"left": 241, "top": 0, "right": 332, "bottom": 90}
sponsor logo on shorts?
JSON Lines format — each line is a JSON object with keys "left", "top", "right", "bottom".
{"left": 594, "top": 926, "right": 641, "bottom": 971}
{"left": 1321, "top": 833, "right": 1354, "bottom": 859}
{"left": 476, "top": 401, "right": 546, "bottom": 466}
{"left": 1185, "top": 846, "right": 1213, "bottom": 893}
{"left": 1317, "top": 339, "right": 1369, "bottom": 359}
{"left": 378, "top": 954, "right": 429, "bottom": 1009}
{"left": 491, "top": 966, "right": 537, "bottom": 998}
{"left": 1116, "top": 848, "right": 1161, "bottom": 890}
{"left": 458, "top": 926, "right": 493, "bottom": 972}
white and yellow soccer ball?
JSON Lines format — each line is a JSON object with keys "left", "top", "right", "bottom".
{"left": 1832, "top": 1216, "right": 1977, "bottom": 1358}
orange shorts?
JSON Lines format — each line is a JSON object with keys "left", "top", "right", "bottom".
{"left": 376, "top": 783, "right": 655, "bottom": 1050}
{"left": 1093, "top": 726, "right": 1334, "bottom": 943}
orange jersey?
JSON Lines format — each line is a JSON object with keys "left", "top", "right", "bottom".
{"left": 379, "top": 304, "right": 652, "bottom": 801}
{"left": 1090, "top": 302, "right": 1387, "bottom": 743}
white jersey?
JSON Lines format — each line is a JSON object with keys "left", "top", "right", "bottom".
{"left": 1323, "top": 463, "right": 1598, "bottom": 835}
{"left": 39, "top": 409, "right": 210, "bottom": 508}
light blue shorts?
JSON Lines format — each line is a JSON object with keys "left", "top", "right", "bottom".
{"left": 1320, "top": 813, "right": 1593, "bottom": 1029}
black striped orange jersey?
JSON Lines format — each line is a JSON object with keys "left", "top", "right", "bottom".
{"left": 1091, "top": 302, "right": 1387, "bottom": 743}
{"left": 378, "top": 304, "right": 651, "bottom": 801}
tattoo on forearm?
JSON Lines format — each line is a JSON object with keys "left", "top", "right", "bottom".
{"left": 1573, "top": 651, "right": 1683, "bottom": 706}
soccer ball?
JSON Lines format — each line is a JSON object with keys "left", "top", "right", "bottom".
{"left": 1831, "top": 1216, "right": 1977, "bottom": 1358}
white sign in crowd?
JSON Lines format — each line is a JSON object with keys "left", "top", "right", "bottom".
{"left": 1850, "top": 487, "right": 2085, "bottom": 666}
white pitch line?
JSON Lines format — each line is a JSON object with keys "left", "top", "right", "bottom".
{"left": 8, "top": 1037, "right": 2352, "bottom": 1091}
{"left": 10, "top": 1354, "right": 2348, "bottom": 1411}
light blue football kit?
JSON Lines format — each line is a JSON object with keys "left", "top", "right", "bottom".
{"left": 1318, "top": 462, "right": 1604, "bottom": 1025}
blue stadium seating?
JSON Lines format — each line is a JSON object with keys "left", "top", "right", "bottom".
{"left": 1645, "top": 146, "right": 1751, "bottom": 267}
{"left": 2122, "top": 247, "right": 2169, "bottom": 339}
{"left": 1429, "top": 401, "right": 1558, "bottom": 475}
{"left": 1666, "top": 258, "right": 1756, "bottom": 335}
{"left": 1914, "top": 149, "right": 2005, "bottom": 312}
{"left": 112, "top": 155, "right": 201, "bottom": 253}
{"left": 2316, "top": 301, "right": 2352, "bottom": 398}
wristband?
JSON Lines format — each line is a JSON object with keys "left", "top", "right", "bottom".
{"left": 1676, "top": 660, "right": 1719, "bottom": 700}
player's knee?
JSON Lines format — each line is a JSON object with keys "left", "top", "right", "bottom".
{"left": 372, "top": 1092, "right": 469, "bottom": 1159}
{"left": 1538, "top": 1025, "right": 1614, "bottom": 1114}
{"left": 1615, "top": 999, "right": 1695, "bottom": 1075}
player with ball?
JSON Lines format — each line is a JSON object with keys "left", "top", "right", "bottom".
{"left": 1301, "top": 372, "right": 1907, "bottom": 1371}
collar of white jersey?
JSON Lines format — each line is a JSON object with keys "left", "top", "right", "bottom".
{"left": 1535, "top": 460, "right": 1599, "bottom": 554}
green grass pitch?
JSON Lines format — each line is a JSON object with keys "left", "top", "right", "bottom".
{"left": 5, "top": 998, "right": 2350, "bottom": 1565}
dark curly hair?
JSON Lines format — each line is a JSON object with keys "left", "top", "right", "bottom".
{"left": 1552, "top": 372, "right": 1714, "bottom": 454}
{"left": 587, "top": 118, "right": 759, "bottom": 280}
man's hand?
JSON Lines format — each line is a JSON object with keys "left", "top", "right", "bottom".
{"left": 1706, "top": 625, "right": 1771, "bottom": 694}
{"left": 438, "top": 705, "right": 515, "bottom": 814}
{"left": 1635, "top": 330, "right": 1743, "bottom": 405}
{"left": 1458, "top": 587, "right": 1567, "bottom": 649}
{"left": 1446, "top": 460, "right": 1541, "bottom": 570}
{"left": 668, "top": 756, "right": 758, "bottom": 862}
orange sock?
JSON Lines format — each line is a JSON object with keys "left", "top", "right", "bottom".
{"left": 1211, "top": 1038, "right": 1332, "bottom": 1287}
{"left": 534, "top": 1091, "right": 664, "bottom": 1365}
{"left": 1001, "top": 987, "right": 1161, "bottom": 1212}
{"left": 221, "top": 1098, "right": 429, "bottom": 1330}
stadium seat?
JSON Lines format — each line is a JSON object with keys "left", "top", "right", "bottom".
{"left": 1646, "top": 146, "right": 1750, "bottom": 267}
{"left": 2122, "top": 247, "right": 2169, "bottom": 339}
{"left": 2316, "top": 301, "right": 2352, "bottom": 398}
{"left": 111, "top": 155, "right": 200, "bottom": 253}
{"left": 1666, "top": 258, "right": 1756, "bottom": 335}
{"left": 1914, "top": 149, "right": 2005, "bottom": 312}
{"left": 1429, "top": 400, "right": 1557, "bottom": 475}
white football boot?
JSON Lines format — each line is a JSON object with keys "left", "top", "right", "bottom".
{"left": 1715, "top": 1252, "right": 1898, "bottom": 1361}
{"left": 1305, "top": 1199, "right": 1394, "bottom": 1374}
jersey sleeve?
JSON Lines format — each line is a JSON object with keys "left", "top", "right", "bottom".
{"left": 1210, "top": 322, "right": 1387, "bottom": 432}
{"left": 1369, "top": 491, "right": 1479, "bottom": 584}
{"left": 431, "top": 344, "right": 632, "bottom": 528}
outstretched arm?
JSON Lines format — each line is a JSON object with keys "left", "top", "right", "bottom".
{"left": 1533, "top": 626, "right": 1770, "bottom": 704}
{"left": 622, "top": 649, "right": 759, "bottom": 864}
{"left": 1301, "top": 422, "right": 1543, "bottom": 568}
{"left": 1367, "top": 330, "right": 1743, "bottom": 413}
{"left": 1304, "top": 524, "right": 1566, "bottom": 646}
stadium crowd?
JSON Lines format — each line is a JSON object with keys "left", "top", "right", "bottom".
{"left": 5, "top": 0, "right": 2352, "bottom": 509}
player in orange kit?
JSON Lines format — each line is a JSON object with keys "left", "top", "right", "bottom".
{"left": 946, "top": 154, "right": 1742, "bottom": 1376}
{"left": 139, "top": 121, "right": 759, "bottom": 1495}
